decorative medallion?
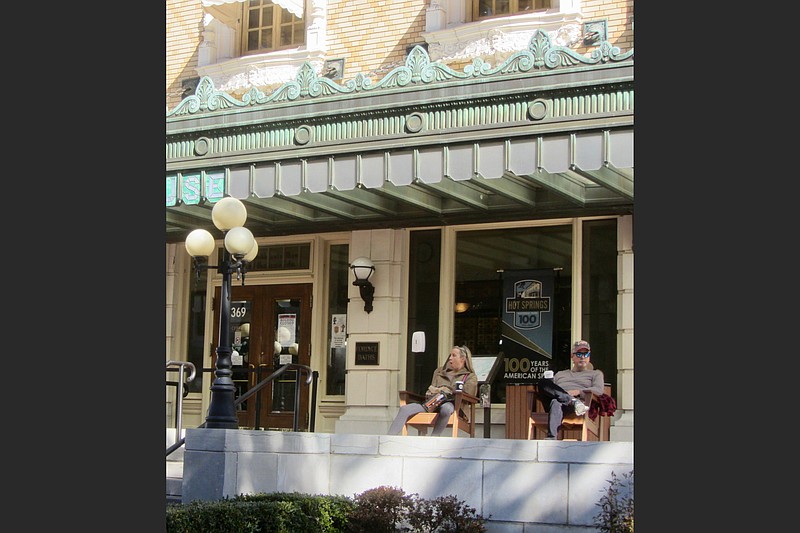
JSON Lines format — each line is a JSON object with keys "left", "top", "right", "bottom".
{"left": 405, "top": 113, "right": 424, "bottom": 133}
{"left": 295, "top": 125, "right": 312, "bottom": 145}
{"left": 527, "top": 100, "right": 548, "bottom": 121}
{"left": 194, "top": 137, "right": 210, "bottom": 156}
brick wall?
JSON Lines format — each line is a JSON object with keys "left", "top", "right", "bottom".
{"left": 581, "top": 0, "right": 634, "bottom": 51}
{"left": 326, "top": 0, "right": 428, "bottom": 80}
{"left": 165, "top": 0, "right": 634, "bottom": 109}
{"left": 166, "top": 0, "right": 204, "bottom": 111}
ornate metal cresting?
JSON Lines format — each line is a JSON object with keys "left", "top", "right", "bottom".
{"left": 167, "top": 30, "right": 633, "bottom": 117}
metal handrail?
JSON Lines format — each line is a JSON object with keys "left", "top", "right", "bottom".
{"left": 166, "top": 361, "right": 196, "bottom": 448}
{"left": 166, "top": 362, "right": 315, "bottom": 457}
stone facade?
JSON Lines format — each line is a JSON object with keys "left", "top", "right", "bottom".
{"left": 182, "top": 428, "right": 634, "bottom": 531}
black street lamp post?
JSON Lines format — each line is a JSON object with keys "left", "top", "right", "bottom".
{"left": 185, "top": 197, "right": 258, "bottom": 429}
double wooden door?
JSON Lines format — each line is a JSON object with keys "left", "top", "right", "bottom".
{"left": 212, "top": 283, "right": 312, "bottom": 430}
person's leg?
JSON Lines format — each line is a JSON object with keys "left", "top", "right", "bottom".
{"left": 431, "top": 402, "right": 456, "bottom": 436}
{"left": 387, "top": 403, "right": 426, "bottom": 435}
{"left": 537, "top": 379, "right": 574, "bottom": 407}
{"left": 547, "top": 398, "right": 564, "bottom": 438}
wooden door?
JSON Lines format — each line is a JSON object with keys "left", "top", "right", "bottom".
{"left": 212, "top": 283, "right": 313, "bottom": 430}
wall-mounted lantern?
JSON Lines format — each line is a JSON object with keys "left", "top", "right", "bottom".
{"left": 350, "top": 256, "right": 376, "bottom": 313}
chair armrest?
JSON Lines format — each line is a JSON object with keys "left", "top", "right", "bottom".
{"left": 453, "top": 390, "right": 478, "bottom": 421}
{"left": 453, "top": 390, "right": 479, "bottom": 405}
{"left": 527, "top": 385, "right": 545, "bottom": 412}
{"left": 399, "top": 390, "right": 425, "bottom": 406}
{"left": 582, "top": 390, "right": 616, "bottom": 419}
{"left": 580, "top": 390, "right": 597, "bottom": 404}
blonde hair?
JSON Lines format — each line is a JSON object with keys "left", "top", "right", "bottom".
{"left": 449, "top": 344, "right": 475, "bottom": 373}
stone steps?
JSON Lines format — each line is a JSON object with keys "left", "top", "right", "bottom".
{"left": 166, "top": 429, "right": 185, "bottom": 505}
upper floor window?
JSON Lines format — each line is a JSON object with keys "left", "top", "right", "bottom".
{"left": 472, "top": 0, "right": 551, "bottom": 21}
{"left": 243, "top": 0, "right": 305, "bottom": 55}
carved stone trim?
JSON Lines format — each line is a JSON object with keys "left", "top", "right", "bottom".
{"left": 405, "top": 113, "right": 424, "bottom": 133}
{"left": 167, "top": 30, "right": 633, "bottom": 118}
{"left": 194, "top": 137, "right": 211, "bottom": 156}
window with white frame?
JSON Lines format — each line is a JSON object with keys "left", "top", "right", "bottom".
{"left": 470, "top": 0, "right": 551, "bottom": 21}
{"left": 242, "top": 0, "right": 305, "bottom": 55}
{"left": 423, "top": 0, "right": 582, "bottom": 63}
{"left": 197, "top": 0, "right": 326, "bottom": 95}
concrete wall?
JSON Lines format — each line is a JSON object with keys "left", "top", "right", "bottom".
{"left": 182, "top": 428, "right": 633, "bottom": 532}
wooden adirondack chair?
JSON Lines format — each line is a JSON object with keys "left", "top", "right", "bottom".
{"left": 528, "top": 383, "right": 613, "bottom": 441}
{"left": 397, "top": 389, "right": 479, "bottom": 438}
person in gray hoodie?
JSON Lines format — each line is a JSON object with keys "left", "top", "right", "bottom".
{"left": 536, "top": 340, "right": 605, "bottom": 439}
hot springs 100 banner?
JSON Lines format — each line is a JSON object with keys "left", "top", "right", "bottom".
{"left": 501, "top": 268, "right": 556, "bottom": 383}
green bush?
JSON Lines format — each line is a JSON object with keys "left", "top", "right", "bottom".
{"left": 166, "top": 486, "right": 487, "bottom": 533}
{"left": 593, "top": 470, "right": 634, "bottom": 533}
{"left": 406, "top": 493, "right": 488, "bottom": 533}
{"left": 166, "top": 492, "right": 354, "bottom": 533}
{"left": 346, "top": 486, "right": 488, "bottom": 533}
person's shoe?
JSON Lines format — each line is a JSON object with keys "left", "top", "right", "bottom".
{"left": 545, "top": 436, "right": 557, "bottom": 440}
{"left": 572, "top": 398, "right": 588, "bottom": 416}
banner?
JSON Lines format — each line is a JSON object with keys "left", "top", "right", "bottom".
{"left": 500, "top": 268, "right": 556, "bottom": 384}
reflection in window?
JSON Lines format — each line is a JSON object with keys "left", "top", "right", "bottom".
{"left": 406, "top": 230, "right": 442, "bottom": 395}
{"left": 243, "top": 0, "right": 305, "bottom": 55}
{"left": 455, "top": 224, "right": 572, "bottom": 404}
{"left": 474, "top": 0, "right": 550, "bottom": 20}
{"left": 186, "top": 268, "right": 208, "bottom": 393}
{"left": 581, "top": 219, "right": 618, "bottom": 396}
{"left": 326, "top": 244, "right": 349, "bottom": 396}
{"left": 237, "top": 242, "right": 311, "bottom": 271}
{"left": 272, "top": 298, "right": 301, "bottom": 411}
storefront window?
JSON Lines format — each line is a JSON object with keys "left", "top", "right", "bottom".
{"left": 455, "top": 225, "right": 573, "bottom": 404}
{"left": 406, "top": 230, "right": 442, "bottom": 394}
{"left": 581, "top": 219, "right": 618, "bottom": 395}
{"left": 325, "top": 244, "right": 349, "bottom": 395}
{"left": 406, "top": 219, "right": 618, "bottom": 405}
{"left": 186, "top": 268, "right": 208, "bottom": 393}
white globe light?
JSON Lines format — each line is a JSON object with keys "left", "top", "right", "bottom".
{"left": 185, "top": 229, "right": 215, "bottom": 257}
{"left": 211, "top": 197, "right": 247, "bottom": 231}
{"left": 243, "top": 240, "right": 259, "bottom": 262}
{"left": 350, "top": 256, "right": 375, "bottom": 282}
{"left": 225, "top": 226, "right": 255, "bottom": 256}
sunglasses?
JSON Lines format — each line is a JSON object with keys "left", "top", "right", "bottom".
{"left": 573, "top": 351, "right": 590, "bottom": 358}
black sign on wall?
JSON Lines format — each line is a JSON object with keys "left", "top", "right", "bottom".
{"left": 355, "top": 342, "right": 379, "bottom": 365}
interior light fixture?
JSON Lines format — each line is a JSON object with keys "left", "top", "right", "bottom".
{"left": 454, "top": 302, "right": 471, "bottom": 313}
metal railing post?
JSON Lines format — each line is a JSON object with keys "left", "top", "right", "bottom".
{"left": 166, "top": 361, "right": 196, "bottom": 446}
{"left": 309, "top": 370, "right": 319, "bottom": 432}
{"left": 293, "top": 370, "right": 302, "bottom": 431}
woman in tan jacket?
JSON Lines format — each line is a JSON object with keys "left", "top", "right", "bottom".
{"left": 387, "top": 345, "right": 478, "bottom": 436}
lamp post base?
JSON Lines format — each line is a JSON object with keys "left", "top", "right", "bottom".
{"left": 205, "top": 386, "right": 239, "bottom": 429}
{"left": 205, "top": 343, "right": 239, "bottom": 429}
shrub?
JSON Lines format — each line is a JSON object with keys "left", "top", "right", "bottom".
{"left": 593, "top": 470, "right": 634, "bottom": 533}
{"left": 166, "top": 492, "right": 354, "bottom": 533}
{"left": 346, "top": 486, "right": 488, "bottom": 533}
{"left": 345, "top": 486, "right": 416, "bottom": 532}
{"left": 166, "top": 487, "right": 487, "bottom": 533}
{"left": 406, "top": 493, "right": 488, "bottom": 533}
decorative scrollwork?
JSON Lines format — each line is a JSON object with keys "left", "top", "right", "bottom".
{"left": 167, "top": 30, "right": 633, "bottom": 117}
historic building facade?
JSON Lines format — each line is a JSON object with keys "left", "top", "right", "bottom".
{"left": 166, "top": 0, "right": 634, "bottom": 441}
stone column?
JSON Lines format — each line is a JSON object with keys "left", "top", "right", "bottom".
{"left": 612, "top": 214, "right": 634, "bottom": 441}
{"left": 425, "top": 1, "right": 447, "bottom": 32}
{"left": 334, "top": 228, "right": 406, "bottom": 435}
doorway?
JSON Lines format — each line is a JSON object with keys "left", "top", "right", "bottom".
{"left": 212, "top": 283, "right": 312, "bottom": 430}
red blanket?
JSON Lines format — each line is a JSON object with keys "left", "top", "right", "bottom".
{"left": 588, "top": 393, "right": 616, "bottom": 421}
